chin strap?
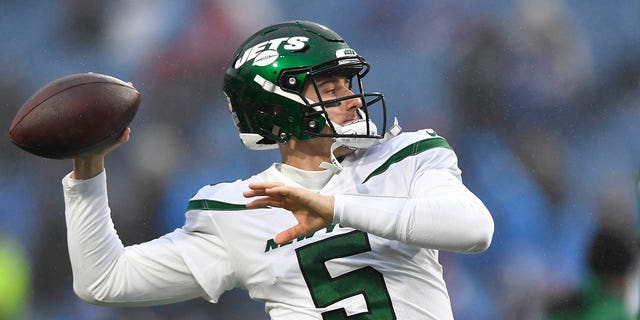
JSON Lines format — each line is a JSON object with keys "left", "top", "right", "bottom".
{"left": 383, "top": 117, "right": 403, "bottom": 141}
{"left": 319, "top": 142, "right": 346, "bottom": 173}
{"left": 319, "top": 117, "right": 402, "bottom": 173}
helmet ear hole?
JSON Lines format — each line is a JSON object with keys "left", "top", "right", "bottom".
{"left": 255, "top": 105, "right": 282, "bottom": 140}
{"left": 257, "top": 104, "right": 283, "bottom": 116}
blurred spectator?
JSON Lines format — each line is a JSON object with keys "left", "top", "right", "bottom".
{"left": 62, "top": 0, "right": 107, "bottom": 47}
{"left": 445, "top": 1, "right": 605, "bottom": 318}
{"left": 447, "top": 14, "right": 555, "bottom": 320}
{"left": 545, "top": 225, "right": 640, "bottom": 319}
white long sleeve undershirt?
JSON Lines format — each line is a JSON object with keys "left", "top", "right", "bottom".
{"left": 333, "top": 170, "right": 494, "bottom": 253}
{"left": 63, "top": 171, "right": 204, "bottom": 306}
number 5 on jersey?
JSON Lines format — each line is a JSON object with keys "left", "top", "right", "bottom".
{"left": 296, "top": 230, "right": 397, "bottom": 319}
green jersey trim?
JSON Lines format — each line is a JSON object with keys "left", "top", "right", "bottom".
{"left": 186, "top": 199, "right": 268, "bottom": 211}
{"left": 363, "top": 137, "right": 451, "bottom": 183}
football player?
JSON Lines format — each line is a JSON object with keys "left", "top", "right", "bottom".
{"left": 64, "top": 21, "right": 494, "bottom": 319}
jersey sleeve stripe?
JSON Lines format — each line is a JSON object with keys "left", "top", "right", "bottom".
{"left": 362, "top": 137, "right": 451, "bottom": 184}
{"left": 186, "top": 199, "right": 269, "bottom": 212}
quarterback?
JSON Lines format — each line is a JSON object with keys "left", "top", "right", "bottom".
{"left": 64, "top": 21, "right": 494, "bottom": 319}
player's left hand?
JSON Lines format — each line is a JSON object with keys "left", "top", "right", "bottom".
{"left": 244, "top": 182, "right": 334, "bottom": 244}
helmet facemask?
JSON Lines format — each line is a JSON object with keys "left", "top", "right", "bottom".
{"left": 286, "top": 56, "right": 388, "bottom": 149}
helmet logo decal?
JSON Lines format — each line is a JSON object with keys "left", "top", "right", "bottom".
{"left": 336, "top": 48, "right": 360, "bottom": 65}
{"left": 234, "top": 36, "right": 310, "bottom": 69}
{"left": 335, "top": 48, "right": 357, "bottom": 58}
{"left": 253, "top": 50, "right": 278, "bottom": 67}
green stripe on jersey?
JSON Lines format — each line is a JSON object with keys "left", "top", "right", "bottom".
{"left": 187, "top": 199, "right": 267, "bottom": 211}
{"left": 363, "top": 137, "right": 451, "bottom": 183}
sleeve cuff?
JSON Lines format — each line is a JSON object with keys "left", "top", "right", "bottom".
{"left": 62, "top": 169, "right": 107, "bottom": 196}
{"left": 332, "top": 194, "right": 345, "bottom": 224}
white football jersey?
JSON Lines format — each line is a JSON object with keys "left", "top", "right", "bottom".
{"left": 166, "top": 129, "right": 458, "bottom": 319}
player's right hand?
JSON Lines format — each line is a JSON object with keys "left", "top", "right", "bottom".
{"left": 71, "top": 128, "right": 130, "bottom": 180}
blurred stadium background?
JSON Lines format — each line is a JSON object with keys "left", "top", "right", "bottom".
{"left": 0, "top": 0, "right": 639, "bottom": 319}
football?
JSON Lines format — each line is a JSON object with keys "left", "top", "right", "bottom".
{"left": 8, "top": 72, "right": 141, "bottom": 159}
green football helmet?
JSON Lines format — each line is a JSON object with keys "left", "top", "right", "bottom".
{"left": 223, "top": 20, "right": 387, "bottom": 150}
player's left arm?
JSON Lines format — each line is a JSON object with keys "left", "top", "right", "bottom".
{"left": 334, "top": 171, "right": 494, "bottom": 253}
{"left": 334, "top": 147, "right": 494, "bottom": 253}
